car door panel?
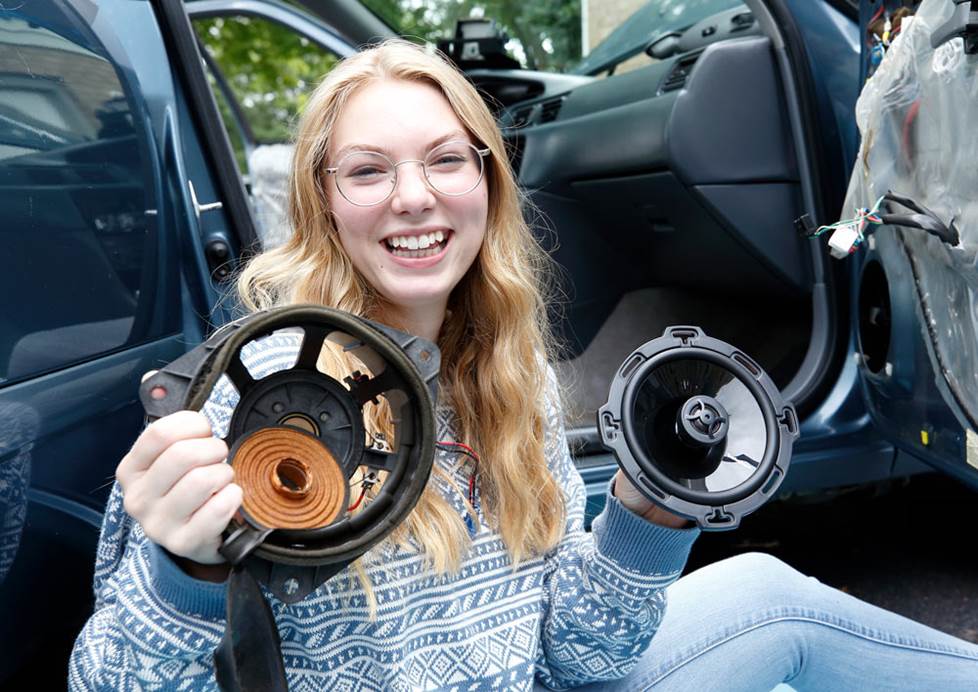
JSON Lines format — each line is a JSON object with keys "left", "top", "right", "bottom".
{"left": 0, "top": 0, "right": 244, "bottom": 683}
{"left": 849, "top": 0, "right": 978, "bottom": 488}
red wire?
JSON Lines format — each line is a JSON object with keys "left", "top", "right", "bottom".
{"left": 901, "top": 99, "right": 921, "bottom": 169}
{"left": 348, "top": 486, "right": 367, "bottom": 511}
{"left": 870, "top": 4, "right": 885, "bottom": 25}
{"left": 437, "top": 440, "right": 480, "bottom": 462}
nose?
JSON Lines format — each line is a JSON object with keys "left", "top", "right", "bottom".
{"left": 390, "top": 161, "right": 435, "bottom": 215}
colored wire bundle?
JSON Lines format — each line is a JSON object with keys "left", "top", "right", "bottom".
{"left": 806, "top": 190, "right": 960, "bottom": 257}
{"left": 811, "top": 195, "right": 887, "bottom": 254}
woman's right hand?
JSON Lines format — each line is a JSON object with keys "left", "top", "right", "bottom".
{"left": 116, "top": 409, "right": 242, "bottom": 573}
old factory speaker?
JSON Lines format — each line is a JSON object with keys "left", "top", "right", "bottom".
{"left": 139, "top": 305, "right": 439, "bottom": 691}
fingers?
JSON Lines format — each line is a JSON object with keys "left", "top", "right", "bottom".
{"left": 138, "top": 436, "right": 229, "bottom": 500}
{"left": 158, "top": 461, "right": 235, "bottom": 521}
{"left": 176, "top": 483, "right": 244, "bottom": 565}
{"left": 117, "top": 411, "right": 214, "bottom": 481}
{"left": 133, "top": 461, "right": 241, "bottom": 565}
{"left": 114, "top": 403, "right": 246, "bottom": 564}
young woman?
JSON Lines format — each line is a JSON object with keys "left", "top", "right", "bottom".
{"left": 70, "top": 40, "right": 978, "bottom": 691}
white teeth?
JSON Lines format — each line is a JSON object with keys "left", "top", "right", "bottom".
{"left": 385, "top": 231, "right": 447, "bottom": 252}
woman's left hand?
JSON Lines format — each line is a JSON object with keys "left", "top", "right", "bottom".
{"left": 612, "top": 470, "right": 690, "bottom": 528}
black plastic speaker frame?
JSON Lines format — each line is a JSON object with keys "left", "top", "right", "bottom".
{"left": 139, "top": 305, "right": 440, "bottom": 601}
{"left": 139, "top": 305, "right": 442, "bottom": 692}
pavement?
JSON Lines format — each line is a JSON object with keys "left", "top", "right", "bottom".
{"left": 684, "top": 473, "right": 978, "bottom": 644}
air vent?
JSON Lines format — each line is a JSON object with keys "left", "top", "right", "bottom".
{"left": 538, "top": 96, "right": 565, "bottom": 123}
{"left": 660, "top": 52, "right": 702, "bottom": 93}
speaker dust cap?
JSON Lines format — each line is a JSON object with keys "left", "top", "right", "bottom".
{"left": 598, "top": 326, "right": 799, "bottom": 530}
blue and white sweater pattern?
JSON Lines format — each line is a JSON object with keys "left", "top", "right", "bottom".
{"left": 69, "top": 334, "right": 700, "bottom": 690}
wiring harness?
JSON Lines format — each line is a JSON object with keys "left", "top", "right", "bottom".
{"left": 797, "top": 190, "right": 960, "bottom": 258}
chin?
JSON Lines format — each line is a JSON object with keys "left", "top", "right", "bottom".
{"left": 382, "top": 284, "right": 450, "bottom": 305}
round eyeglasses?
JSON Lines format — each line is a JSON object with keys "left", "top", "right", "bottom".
{"left": 325, "top": 140, "right": 491, "bottom": 207}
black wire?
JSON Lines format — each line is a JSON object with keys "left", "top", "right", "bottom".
{"left": 436, "top": 442, "right": 481, "bottom": 508}
{"left": 435, "top": 441, "right": 480, "bottom": 465}
{"left": 876, "top": 191, "right": 960, "bottom": 246}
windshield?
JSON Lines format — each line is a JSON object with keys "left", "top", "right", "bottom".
{"left": 361, "top": 0, "right": 744, "bottom": 75}
{"left": 573, "top": 0, "right": 745, "bottom": 75}
{"left": 360, "top": 0, "right": 583, "bottom": 72}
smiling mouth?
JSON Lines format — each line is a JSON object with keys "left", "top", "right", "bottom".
{"left": 383, "top": 230, "right": 451, "bottom": 259}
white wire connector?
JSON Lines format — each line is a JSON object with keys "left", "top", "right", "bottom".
{"left": 812, "top": 195, "right": 887, "bottom": 260}
{"left": 828, "top": 222, "right": 863, "bottom": 258}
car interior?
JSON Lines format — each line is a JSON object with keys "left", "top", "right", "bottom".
{"left": 489, "top": 14, "right": 814, "bottom": 430}
{"left": 192, "top": 2, "right": 841, "bottom": 447}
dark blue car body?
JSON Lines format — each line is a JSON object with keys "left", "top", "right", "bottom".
{"left": 0, "top": 0, "right": 972, "bottom": 685}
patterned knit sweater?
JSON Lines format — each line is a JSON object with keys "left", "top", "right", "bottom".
{"left": 69, "top": 333, "right": 700, "bottom": 691}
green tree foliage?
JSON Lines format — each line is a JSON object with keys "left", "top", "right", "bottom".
{"left": 362, "top": 0, "right": 582, "bottom": 72}
{"left": 194, "top": 15, "right": 340, "bottom": 144}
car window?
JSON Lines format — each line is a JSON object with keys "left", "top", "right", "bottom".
{"left": 193, "top": 14, "right": 340, "bottom": 146}
{"left": 0, "top": 11, "right": 179, "bottom": 386}
{"left": 573, "top": 0, "right": 744, "bottom": 75}
{"left": 192, "top": 13, "right": 341, "bottom": 248}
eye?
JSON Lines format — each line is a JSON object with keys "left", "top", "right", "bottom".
{"left": 349, "top": 166, "right": 387, "bottom": 179}
{"left": 427, "top": 150, "right": 470, "bottom": 170}
{"left": 339, "top": 152, "right": 393, "bottom": 183}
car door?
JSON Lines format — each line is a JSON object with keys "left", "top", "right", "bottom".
{"left": 0, "top": 0, "right": 257, "bottom": 684}
{"left": 849, "top": 0, "right": 978, "bottom": 488}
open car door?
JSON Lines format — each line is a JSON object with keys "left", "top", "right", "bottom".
{"left": 849, "top": 0, "right": 978, "bottom": 487}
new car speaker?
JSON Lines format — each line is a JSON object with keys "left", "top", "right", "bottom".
{"left": 599, "top": 326, "right": 798, "bottom": 529}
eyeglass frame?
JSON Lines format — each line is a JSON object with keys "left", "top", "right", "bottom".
{"left": 324, "top": 140, "right": 492, "bottom": 207}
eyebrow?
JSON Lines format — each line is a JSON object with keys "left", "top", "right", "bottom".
{"left": 332, "top": 130, "right": 471, "bottom": 162}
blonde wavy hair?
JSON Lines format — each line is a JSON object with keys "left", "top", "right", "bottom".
{"left": 236, "top": 39, "right": 566, "bottom": 583}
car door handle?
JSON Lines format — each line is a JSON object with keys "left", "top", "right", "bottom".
{"left": 188, "top": 179, "right": 224, "bottom": 218}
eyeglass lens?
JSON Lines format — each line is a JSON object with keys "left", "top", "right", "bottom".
{"left": 335, "top": 141, "right": 484, "bottom": 206}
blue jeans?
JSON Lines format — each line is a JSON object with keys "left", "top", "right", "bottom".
{"left": 537, "top": 552, "right": 978, "bottom": 691}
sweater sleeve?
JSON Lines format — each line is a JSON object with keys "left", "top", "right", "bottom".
{"left": 535, "top": 367, "right": 700, "bottom": 690}
{"left": 68, "top": 482, "right": 229, "bottom": 691}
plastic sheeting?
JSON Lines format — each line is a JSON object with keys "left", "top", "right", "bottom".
{"left": 842, "top": 0, "right": 978, "bottom": 429}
